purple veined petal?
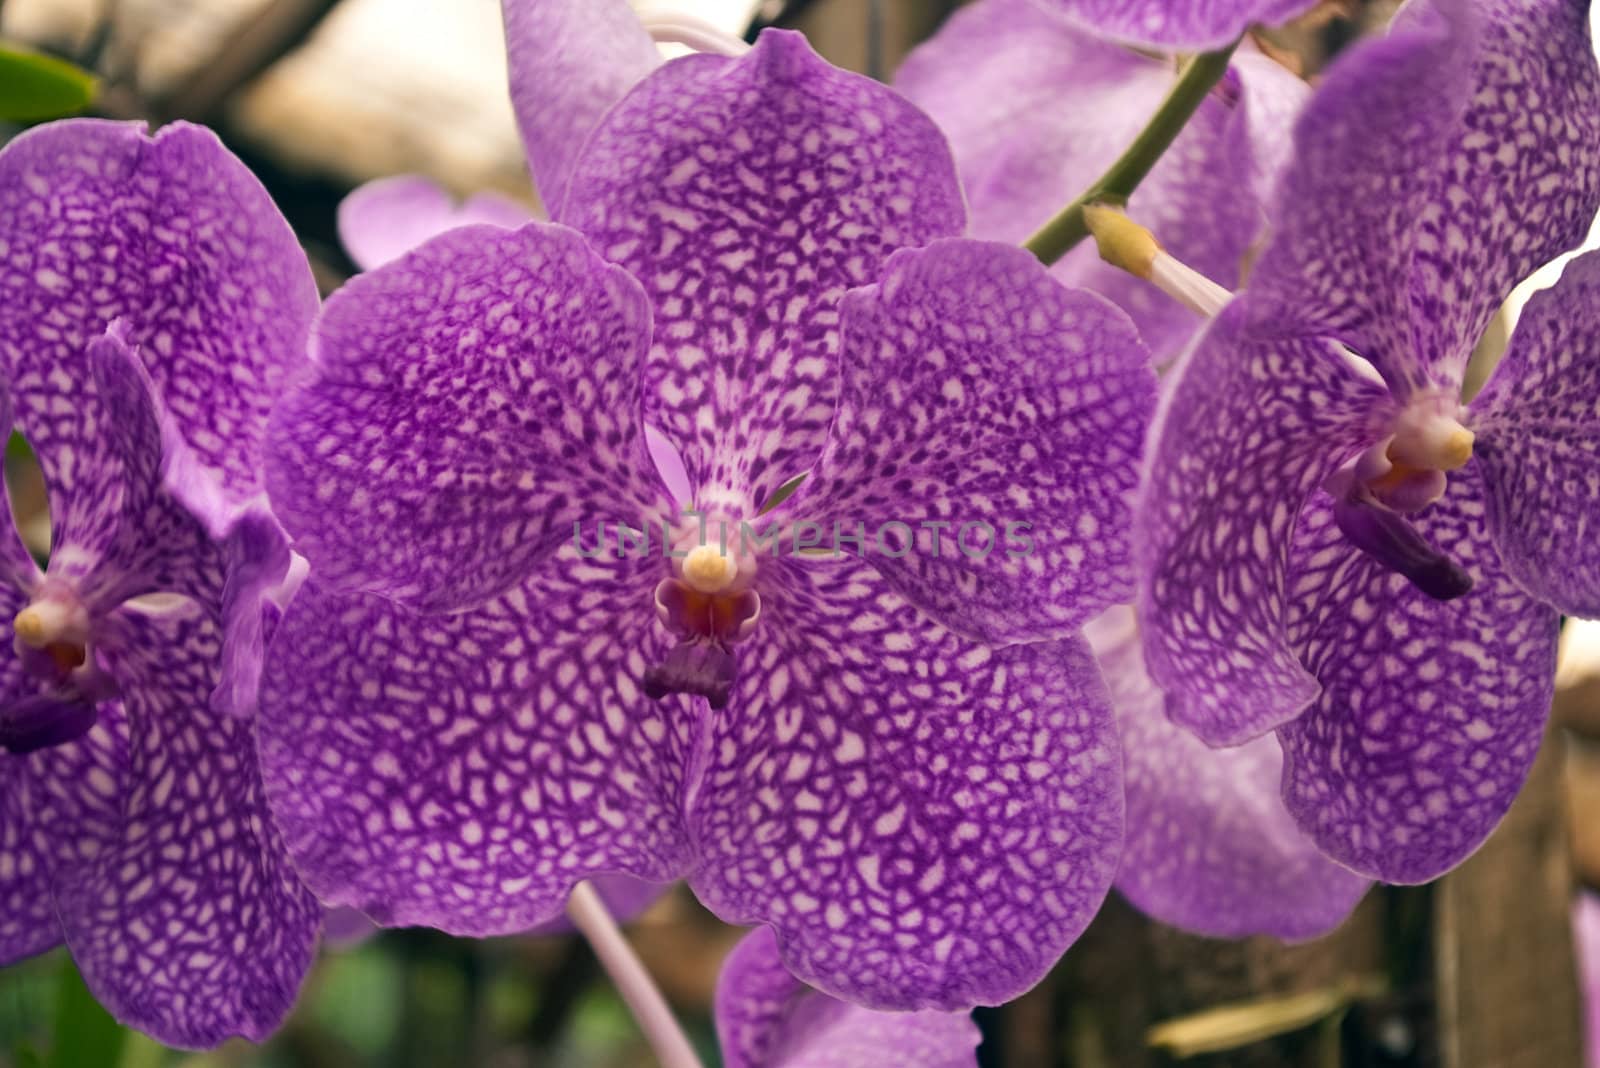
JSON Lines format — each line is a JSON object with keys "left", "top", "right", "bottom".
{"left": 500, "top": 0, "right": 661, "bottom": 214}
{"left": 0, "top": 697, "right": 126, "bottom": 967}
{"left": 793, "top": 238, "right": 1155, "bottom": 645}
{"left": 337, "top": 175, "right": 536, "bottom": 272}
{"left": 0, "top": 119, "right": 317, "bottom": 503}
{"left": 1470, "top": 251, "right": 1600, "bottom": 617}
{"left": 1408, "top": 0, "right": 1600, "bottom": 384}
{"left": 1245, "top": 0, "right": 1477, "bottom": 399}
{"left": 895, "top": 0, "right": 1308, "bottom": 365}
{"left": 265, "top": 223, "right": 670, "bottom": 613}
{"left": 0, "top": 558, "right": 125, "bottom": 965}
{"left": 1136, "top": 300, "right": 1392, "bottom": 747}
{"left": 1278, "top": 466, "right": 1558, "bottom": 883}
{"left": 689, "top": 555, "right": 1122, "bottom": 1012}
{"left": 1037, "top": 0, "right": 1319, "bottom": 48}
{"left": 1086, "top": 607, "right": 1369, "bottom": 941}
{"left": 564, "top": 29, "right": 967, "bottom": 511}
{"left": 54, "top": 599, "right": 320, "bottom": 1049}
{"left": 256, "top": 549, "right": 699, "bottom": 937}
{"left": 13, "top": 325, "right": 229, "bottom": 611}
{"left": 716, "top": 926, "right": 980, "bottom": 1068}
{"left": 211, "top": 507, "right": 292, "bottom": 718}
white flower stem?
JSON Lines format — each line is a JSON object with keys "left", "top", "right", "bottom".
{"left": 565, "top": 881, "right": 704, "bottom": 1068}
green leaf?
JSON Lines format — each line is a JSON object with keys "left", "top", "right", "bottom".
{"left": 47, "top": 957, "right": 126, "bottom": 1068}
{"left": 0, "top": 45, "right": 97, "bottom": 122}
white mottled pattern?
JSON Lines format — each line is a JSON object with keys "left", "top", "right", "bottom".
{"left": 266, "top": 223, "right": 670, "bottom": 613}
{"left": 13, "top": 327, "right": 227, "bottom": 609}
{"left": 257, "top": 548, "right": 697, "bottom": 936}
{"left": 0, "top": 120, "right": 316, "bottom": 503}
{"left": 1088, "top": 607, "right": 1368, "bottom": 939}
{"left": 1409, "top": 0, "right": 1600, "bottom": 382}
{"left": 0, "top": 654, "right": 127, "bottom": 967}
{"left": 690, "top": 555, "right": 1121, "bottom": 1011}
{"left": 798, "top": 239, "right": 1154, "bottom": 645}
{"left": 1279, "top": 469, "right": 1557, "bottom": 882}
{"left": 563, "top": 30, "right": 966, "bottom": 509}
{"left": 54, "top": 601, "right": 320, "bottom": 1048}
{"left": 1472, "top": 251, "right": 1600, "bottom": 617}
{"left": 1136, "top": 301, "right": 1392, "bottom": 746}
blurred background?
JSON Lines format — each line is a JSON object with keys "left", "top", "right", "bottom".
{"left": 3, "top": 0, "right": 1598, "bottom": 1065}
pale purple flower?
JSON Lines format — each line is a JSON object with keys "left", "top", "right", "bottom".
{"left": 259, "top": 31, "right": 1155, "bottom": 1011}
{"left": 1087, "top": 607, "right": 1368, "bottom": 939}
{"left": 716, "top": 926, "right": 980, "bottom": 1067}
{"left": 896, "top": 0, "right": 1308, "bottom": 364}
{"left": 1137, "top": 0, "right": 1600, "bottom": 883}
{"left": 1038, "top": 0, "right": 1322, "bottom": 48}
{"left": 338, "top": 175, "right": 535, "bottom": 271}
{"left": 0, "top": 120, "right": 321, "bottom": 1046}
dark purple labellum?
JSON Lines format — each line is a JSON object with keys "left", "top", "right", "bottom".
{"left": 643, "top": 641, "right": 738, "bottom": 709}
{"left": 1332, "top": 488, "right": 1472, "bottom": 601}
{"left": 0, "top": 694, "right": 97, "bottom": 754}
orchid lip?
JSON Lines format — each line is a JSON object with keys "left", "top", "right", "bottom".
{"left": 645, "top": 578, "right": 762, "bottom": 706}
{"left": 1331, "top": 483, "right": 1472, "bottom": 601}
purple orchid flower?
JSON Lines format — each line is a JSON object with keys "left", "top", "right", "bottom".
{"left": 1037, "top": 0, "right": 1322, "bottom": 48}
{"left": 896, "top": 0, "right": 1308, "bottom": 366}
{"left": 1087, "top": 607, "right": 1368, "bottom": 938}
{"left": 1137, "top": 0, "right": 1600, "bottom": 883}
{"left": 259, "top": 30, "right": 1156, "bottom": 1011}
{"left": 716, "top": 925, "right": 980, "bottom": 1067}
{"left": 0, "top": 120, "right": 321, "bottom": 1047}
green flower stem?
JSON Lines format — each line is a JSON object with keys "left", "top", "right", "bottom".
{"left": 1023, "top": 40, "right": 1240, "bottom": 267}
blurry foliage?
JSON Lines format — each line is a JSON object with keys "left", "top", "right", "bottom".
{"left": 0, "top": 45, "right": 95, "bottom": 121}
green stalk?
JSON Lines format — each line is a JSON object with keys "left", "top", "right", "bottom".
{"left": 1023, "top": 40, "right": 1240, "bottom": 267}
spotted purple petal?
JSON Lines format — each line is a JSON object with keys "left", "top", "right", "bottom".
{"left": 1087, "top": 607, "right": 1368, "bottom": 940}
{"left": 0, "top": 673, "right": 126, "bottom": 966}
{"left": 895, "top": 0, "right": 1308, "bottom": 364}
{"left": 257, "top": 553, "right": 697, "bottom": 936}
{"left": 0, "top": 119, "right": 317, "bottom": 502}
{"left": 794, "top": 238, "right": 1154, "bottom": 644}
{"left": 1278, "top": 469, "right": 1557, "bottom": 883}
{"left": 338, "top": 175, "right": 535, "bottom": 271}
{"left": 1039, "top": 0, "right": 1319, "bottom": 48}
{"left": 500, "top": 0, "right": 661, "bottom": 213}
{"left": 1471, "top": 251, "right": 1600, "bottom": 618}
{"left": 13, "top": 326, "right": 227, "bottom": 612}
{"left": 1136, "top": 301, "right": 1392, "bottom": 746}
{"left": 264, "top": 223, "right": 669, "bottom": 612}
{"left": 563, "top": 30, "right": 966, "bottom": 510}
{"left": 51, "top": 601, "right": 318, "bottom": 1049}
{"left": 689, "top": 555, "right": 1121, "bottom": 1011}
{"left": 1245, "top": 1, "right": 1477, "bottom": 397}
{"left": 716, "top": 926, "right": 980, "bottom": 1068}
{"left": 1407, "top": 0, "right": 1600, "bottom": 380}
